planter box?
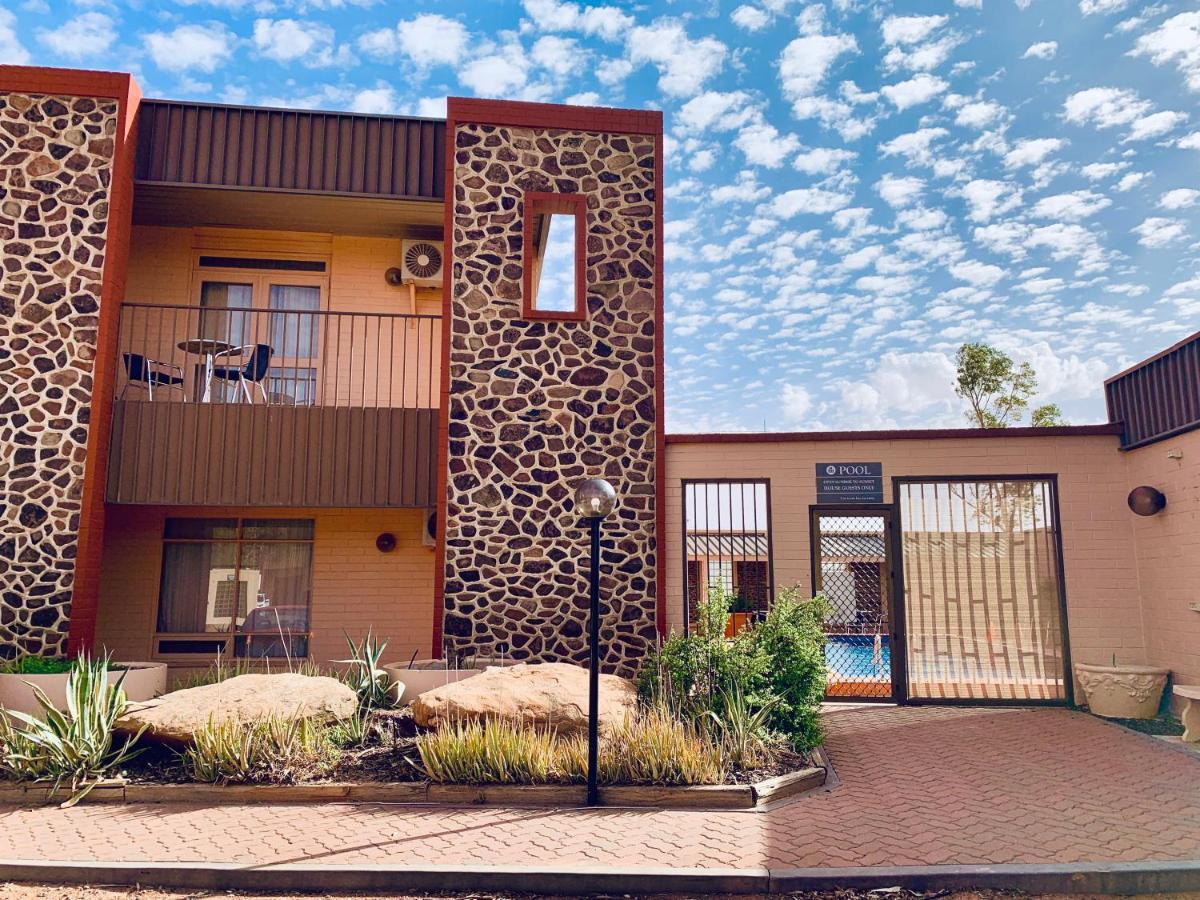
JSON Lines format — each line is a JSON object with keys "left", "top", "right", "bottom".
{"left": 0, "top": 662, "right": 167, "bottom": 719}
{"left": 1075, "top": 663, "right": 1169, "bottom": 719}
{"left": 384, "top": 658, "right": 518, "bottom": 706}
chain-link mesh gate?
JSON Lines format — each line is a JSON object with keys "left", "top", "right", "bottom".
{"left": 812, "top": 510, "right": 895, "bottom": 699}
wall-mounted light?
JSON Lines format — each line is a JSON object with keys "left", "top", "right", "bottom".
{"left": 384, "top": 267, "right": 405, "bottom": 287}
{"left": 1127, "top": 486, "right": 1166, "bottom": 517}
{"left": 375, "top": 532, "right": 397, "bottom": 552}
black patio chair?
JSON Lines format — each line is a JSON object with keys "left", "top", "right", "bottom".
{"left": 121, "top": 352, "right": 184, "bottom": 400}
{"left": 210, "top": 343, "right": 273, "bottom": 403}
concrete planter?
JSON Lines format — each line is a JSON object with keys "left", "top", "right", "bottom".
{"left": 0, "top": 662, "right": 167, "bottom": 719}
{"left": 1075, "top": 663, "right": 1169, "bottom": 719}
{"left": 384, "top": 658, "right": 519, "bottom": 706}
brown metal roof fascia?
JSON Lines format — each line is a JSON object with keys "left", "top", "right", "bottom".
{"left": 1104, "top": 332, "right": 1200, "bottom": 449}
{"left": 665, "top": 424, "right": 1124, "bottom": 444}
{"left": 134, "top": 99, "right": 446, "bottom": 200}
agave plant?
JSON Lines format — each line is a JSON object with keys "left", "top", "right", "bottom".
{"left": 0, "top": 653, "right": 146, "bottom": 807}
{"left": 707, "top": 685, "right": 779, "bottom": 771}
{"left": 336, "top": 630, "right": 392, "bottom": 711}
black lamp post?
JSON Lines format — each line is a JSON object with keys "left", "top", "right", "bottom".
{"left": 574, "top": 477, "right": 617, "bottom": 807}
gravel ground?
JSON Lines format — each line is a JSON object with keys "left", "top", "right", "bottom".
{"left": 2, "top": 886, "right": 1198, "bottom": 900}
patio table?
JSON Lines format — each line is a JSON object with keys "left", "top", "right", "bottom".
{"left": 177, "top": 338, "right": 235, "bottom": 402}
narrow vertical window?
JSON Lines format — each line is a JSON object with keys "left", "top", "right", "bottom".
{"left": 523, "top": 192, "right": 586, "bottom": 320}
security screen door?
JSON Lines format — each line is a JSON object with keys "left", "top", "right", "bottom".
{"left": 896, "top": 478, "right": 1069, "bottom": 702}
{"left": 811, "top": 509, "right": 897, "bottom": 700}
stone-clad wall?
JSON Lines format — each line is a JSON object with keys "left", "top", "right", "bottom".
{"left": 0, "top": 92, "right": 117, "bottom": 658}
{"left": 443, "top": 121, "right": 659, "bottom": 677}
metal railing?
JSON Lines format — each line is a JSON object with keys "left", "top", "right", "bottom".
{"left": 107, "top": 303, "right": 442, "bottom": 507}
{"left": 113, "top": 303, "right": 440, "bottom": 409}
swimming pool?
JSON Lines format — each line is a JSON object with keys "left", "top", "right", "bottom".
{"left": 826, "top": 634, "right": 890, "bottom": 681}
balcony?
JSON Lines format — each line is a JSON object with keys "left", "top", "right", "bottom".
{"left": 106, "top": 303, "right": 441, "bottom": 508}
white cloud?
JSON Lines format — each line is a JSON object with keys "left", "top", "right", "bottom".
{"left": 950, "top": 259, "right": 1006, "bottom": 286}
{"left": 676, "top": 91, "right": 754, "bottom": 132}
{"left": 0, "top": 8, "right": 29, "bottom": 65}
{"left": 252, "top": 18, "right": 336, "bottom": 65}
{"left": 881, "top": 14, "right": 948, "bottom": 46}
{"left": 794, "top": 147, "right": 857, "bottom": 175}
{"left": 961, "top": 179, "right": 1022, "bottom": 222}
{"left": 1160, "top": 188, "right": 1200, "bottom": 210}
{"left": 955, "top": 99, "right": 1004, "bottom": 128}
{"left": 145, "top": 23, "right": 234, "bottom": 73}
{"left": 1030, "top": 190, "right": 1111, "bottom": 221}
{"left": 627, "top": 19, "right": 727, "bottom": 97}
{"left": 1079, "top": 0, "right": 1129, "bottom": 14}
{"left": 735, "top": 120, "right": 800, "bottom": 168}
{"left": 1003, "top": 137, "right": 1064, "bottom": 168}
{"left": 1133, "top": 217, "right": 1188, "bottom": 248}
{"left": 879, "top": 127, "right": 947, "bottom": 165}
{"left": 876, "top": 173, "right": 924, "bottom": 208}
{"left": 1124, "top": 110, "right": 1187, "bottom": 142}
{"left": 767, "top": 187, "right": 853, "bottom": 217}
{"left": 1179, "top": 132, "right": 1200, "bottom": 150}
{"left": 731, "top": 5, "right": 770, "bottom": 31}
{"left": 459, "top": 52, "right": 529, "bottom": 97}
{"left": 400, "top": 14, "right": 468, "bottom": 67}
{"left": 37, "top": 12, "right": 116, "bottom": 59}
{"left": 1080, "top": 161, "right": 1128, "bottom": 180}
{"left": 1022, "top": 41, "right": 1057, "bottom": 60}
{"left": 781, "top": 384, "right": 813, "bottom": 423}
{"left": 779, "top": 32, "right": 858, "bottom": 111}
{"left": 531, "top": 35, "right": 582, "bottom": 77}
{"left": 522, "top": 0, "right": 633, "bottom": 41}
{"left": 1130, "top": 12, "right": 1200, "bottom": 92}
{"left": 833, "top": 350, "right": 959, "bottom": 427}
{"left": 881, "top": 74, "right": 948, "bottom": 110}
{"left": 1115, "top": 172, "right": 1149, "bottom": 191}
{"left": 1063, "top": 86, "right": 1152, "bottom": 129}
{"left": 350, "top": 83, "right": 397, "bottom": 115}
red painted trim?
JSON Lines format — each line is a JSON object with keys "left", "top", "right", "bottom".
{"left": 665, "top": 424, "right": 1123, "bottom": 445}
{"left": 446, "top": 97, "right": 662, "bottom": 136}
{"left": 521, "top": 192, "right": 587, "bottom": 322}
{"left": 2, "top": 70, "right": 146, "bottom": 654}
{"left": 652, "top": 130, "right": 666, "bottom": 641}
{"left": 431, "top": 111, "right": 456, "bottom": 659}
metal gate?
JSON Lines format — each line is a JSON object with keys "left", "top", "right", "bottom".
{"left": 811, "top": 508, "right": 899, "bottom": 700}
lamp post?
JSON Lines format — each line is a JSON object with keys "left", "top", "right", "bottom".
{"left": 574, "top": 477, "right": 617, "bottom": 807}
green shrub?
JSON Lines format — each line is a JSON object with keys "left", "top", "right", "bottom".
{"left": 0, "top": 656, "right": 75, "bottom": 675}
{"left": 185, "top": 715, "right": 339, "bottom": 784}
{"left": 0, "top": 653, "right": 145, "bottom": 806}
{"left": 336, "top": 630, "right": 393, "bottom": 711}
{"left": 637, "top": 586, "right": 827, "bottom": 751}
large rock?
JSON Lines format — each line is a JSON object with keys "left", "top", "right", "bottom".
{"left": 114, "top": 673, "right": 357, "bottom": 744}
{"left": 410, "top": 662, "right": 638, "bottom": 733}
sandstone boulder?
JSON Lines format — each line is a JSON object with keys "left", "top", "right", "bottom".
{"left": 114, "top": 673, "right": 357, "bottom": 744}
{"left": 410, "top": 662, "right": 638, "bottom": 733}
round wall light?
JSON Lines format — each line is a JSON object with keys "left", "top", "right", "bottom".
{"left": 375, "top": 532, "right": 397, "bottom": 552}
{"left": 384, "top": 267, "right": 405, "bottom": 287}
{"left": 1127, "top": 486, "right": 1166, "bottom": 517}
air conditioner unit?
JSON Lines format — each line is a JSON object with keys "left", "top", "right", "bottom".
{"left": 401, "top": 240, "right": 444, "bottom": 287}
{"left": 422, "top": 509, "right": 437, "bottom": 548}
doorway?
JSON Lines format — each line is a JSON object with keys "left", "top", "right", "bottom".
{"left": 810, "top": 507, "right": 901, "bottom": 701}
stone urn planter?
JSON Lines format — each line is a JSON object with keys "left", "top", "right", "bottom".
{"left": 0, "top": 662, "right": 168, "bottom": 719}
{"left": 385, "top": 658, "right": 518, "bottom": 706}
{"left": 1074, "top": 662, "right": 1169, "bottom": 719}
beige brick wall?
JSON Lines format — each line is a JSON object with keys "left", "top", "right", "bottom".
{"left": 1124, "top": 429, "right": 1200, "bottom": 692}
{"left": 664, "top": 433, "right": 1146, "bottom": 678}
{"left": 94, "top": 505, "right": 436, "bottom": 669}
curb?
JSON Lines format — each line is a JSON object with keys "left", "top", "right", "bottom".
{"left": 0, "top": 858, "right": 1198, "bottom": 895}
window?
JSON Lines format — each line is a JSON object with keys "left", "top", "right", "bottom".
{"left": 156, "top": 518, "right": 314, "bottom": 659}
{"left": 523, "top": 192, "right": 586, "bottom": 320}
{"left": 682, "top": 480, "right": 774, "bottom": 631}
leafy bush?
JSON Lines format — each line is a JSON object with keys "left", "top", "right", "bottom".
{"left": 637, "top": 586, "right": 827, "bottom": 751}
{"left": 0, "top": 656, "right": 75, "bottom": 675}
{"left": 0, "top": 654, "right": 145, "bottom": 806}
{"left": 337, "top": 630, "right": 392, "bottom": 711}
{"left": 185, "top": 715, "right": 339, "bottom": 784}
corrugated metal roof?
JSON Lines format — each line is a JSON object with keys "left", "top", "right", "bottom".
{"left": 134, "top": 99, "right": 446, "bottom": 200}
{"left": 1105, "top": 330, "right": 1200, "bottom": 449}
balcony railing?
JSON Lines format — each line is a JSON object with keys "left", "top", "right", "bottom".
{"left": 106, "top": 303, "right": 441, "bottom": 507}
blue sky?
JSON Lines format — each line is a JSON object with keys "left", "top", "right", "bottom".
{"left": 5, "top": 0, "right": 1199, "bottom": 432}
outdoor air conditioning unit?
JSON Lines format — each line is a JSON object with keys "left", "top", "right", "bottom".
{"left": 401, "top": 240, "right": 444, "bottom": 286}
{"left": 422, "top": 509, "right": 437, "bottom": 548}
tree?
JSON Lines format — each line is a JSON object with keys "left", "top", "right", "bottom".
{"left": 954, "top": 342, "right": 1065, "bottom": 428}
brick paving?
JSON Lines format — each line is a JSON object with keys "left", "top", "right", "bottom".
{"left": 0, "top": 706, "right": 1196, "bottom": 871}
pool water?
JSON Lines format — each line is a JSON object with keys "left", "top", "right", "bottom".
{"left": 826, "top": 635, "right": 890, "bottom": 681}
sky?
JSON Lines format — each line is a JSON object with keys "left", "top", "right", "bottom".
{"left": 4, "top": 0, "right": 1199, "bottom": 432}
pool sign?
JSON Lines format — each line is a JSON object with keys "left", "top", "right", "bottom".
{"left": 816, "top": 462, "right": 884, "bottom": 504}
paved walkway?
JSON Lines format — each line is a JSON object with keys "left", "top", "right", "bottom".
{"left": 0, "top": 706, "right": 1196, "bottom": 871}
